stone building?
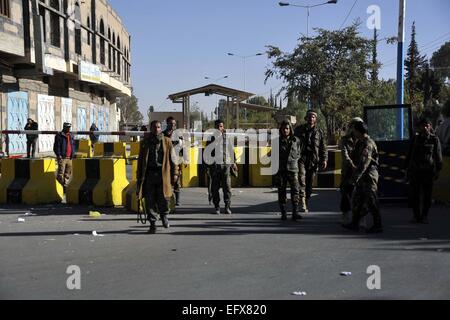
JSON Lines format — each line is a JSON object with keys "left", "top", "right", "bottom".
{"left": 0, "top": 0, "right": 131, "bottom": 155}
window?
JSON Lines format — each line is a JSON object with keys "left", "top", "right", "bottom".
{"left": 0, "top": 0, "right": 10, "bottom": 18}
{"left": 117, "top": 37, "right": 121, "bottom": 75}
{"left": 87, "top": 17, "right": 91, "bottom": 46}
{"left": 50, "top": 0, "right": 60, "bottom": 47}
{"left": 74, "top": 2, "right": 81, "bottom": 54}
{"left": 99, "top": 19, "right": 105, "bottom": 65}
{"left": 39, "top": 5, "right": 47, "bottom": 43}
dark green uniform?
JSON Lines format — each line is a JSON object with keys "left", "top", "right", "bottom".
{"left": 348, "top": 136, "right": 382, "bottom": 231}
{"left": 142, "top": 134, "right": 168, "bottom": 223}
{"left": 340, "top": 133, "right": 358, "bottom": 213}
{"left": 405, "top": 132, "right": 443, "bottom": 222}
{"left": 207, "top": 132, "right": 234, "bottom": 211}
{"left": 276, "top": 129, "right": 302, "bottom": 220}
{"left": 294, "top": 124, "right": 328, "bottom": 200}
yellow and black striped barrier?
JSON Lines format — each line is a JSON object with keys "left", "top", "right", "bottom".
{"left": 0, "top": 159, "right": 63, "bottom": 205}
{"left": 249, "top": 147, "right": 273, "bottom": 187}
{"left": 129, "top": 142, "right": 140, "bottom": 159}
{"left": 123, "top": 159, "right": 140, "bottom": 212}
{"left": 75, "top": 140, "right": 92, "bottom": 158}
{"left": 66, "top": 158, "right": 129, "bottom": 207}
{"left": 182, "top": 147, "right": 200, "bottom": 188}
{"left": 93, "top": 142, "right": 127, "bottom": 158}
{"left": 314, "top": 149, "right": 342, "bottom": 189}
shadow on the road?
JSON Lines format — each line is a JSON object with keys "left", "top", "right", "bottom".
{"left": 1, "top": 190, "right": 449, "bottom": 252}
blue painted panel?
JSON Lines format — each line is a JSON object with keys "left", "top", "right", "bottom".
{"left": 7, "top": 91, "right": 29, "bottom": 154}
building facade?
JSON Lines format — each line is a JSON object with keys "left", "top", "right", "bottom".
{"left": 0, "top": 0, "right": 131, "bottom": 155}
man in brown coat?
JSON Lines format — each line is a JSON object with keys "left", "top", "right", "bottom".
{"left": 136, "top": 120, "right": 179, "bottom": 234}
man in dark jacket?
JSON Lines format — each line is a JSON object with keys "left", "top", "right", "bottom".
{"left": 276, "top": 121, "right": 303, "bottom": 221}
{"left": 294, "top": 110, "right": 328, "bottom": 212}
{"left": 24, "top": 118, "right": 39, "bottom": 158}
{"left": 405, "top": 118, "right": 443, "bottom": 224}
{"left": 89, "top": 123, "right": 99, "bottom": 151}
{"left": 53, "top": 123, "right": 76, "bottom": 189}
{"left": 136, "top": 120, "right": 179, "bottom": 234}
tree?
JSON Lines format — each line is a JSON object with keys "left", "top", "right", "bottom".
{"left": 431, "top": 41, "right": 450, "bottom": 81}
{"left": 405, "top": 22, "right": 427, "bottom": 108}
{"left": 117, "top": 94, "right": 143, "bottom": 127}
{"left": 266, "top": 22, "right": 373, "bottom": 138}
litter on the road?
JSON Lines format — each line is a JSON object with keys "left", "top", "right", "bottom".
{"left": 292, "top": 291, "right": 307, "bottom": 296}
{"left": 92, "top": 231, "right": 104, "bottom": 237}
{"left": 340, "top": 272, "right": 352, "bottom": 276}
{"left": 17, "top": 218, "right": 26, "bottom": 223}
{"left": 89, "top": 211, "right": 102, "bottom": 218}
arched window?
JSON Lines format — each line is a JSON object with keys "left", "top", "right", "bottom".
{"left": 117, "top": 37, "right": 121, "bottom": 75}
{"left": 50, "top": 0, "right": 60, "bottom": 47}
{"left": 108, "top": 28, "right": 112, "bottom": 70}
{"left": 99, "top": 19, "right": 105, "bottom": 65}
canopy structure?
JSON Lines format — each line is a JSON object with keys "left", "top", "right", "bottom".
{"left": 168, "top": 84, "right": 256, "bottom": 129}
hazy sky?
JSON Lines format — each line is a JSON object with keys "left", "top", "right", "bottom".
{"left": 109, "top": 0, "right": 450, "bottom": 119}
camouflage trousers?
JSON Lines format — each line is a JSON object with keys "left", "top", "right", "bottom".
{"left": 351, "top": 177, "right": 382, "bottom": 228}
{"left": 143, "top": 169, "right": 169, "bottom": 223}
{"left": 298, "top": 162, "right": 315, "bottom": 199}
{"left": 276, "top": 171, "right": 300, "bottom": 206}
{"left": 210, "top": 165, "right": 232, "bottom": 208}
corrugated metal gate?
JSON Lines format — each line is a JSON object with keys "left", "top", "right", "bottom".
{"left": 37, "top": 94, "right": 55, "bottom": 153}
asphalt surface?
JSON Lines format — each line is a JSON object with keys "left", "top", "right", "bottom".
{"left": 0, "top": 188, "right": 449, "bottom": 300}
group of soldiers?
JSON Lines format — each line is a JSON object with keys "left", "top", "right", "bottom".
{"left": 135, "top": 111, "right": 444, "bottom": 234}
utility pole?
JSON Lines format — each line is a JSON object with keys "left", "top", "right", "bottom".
{"left": 396, "top": 0, "right": 406, "bottom": 139}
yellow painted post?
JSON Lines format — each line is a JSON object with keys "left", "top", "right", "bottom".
{"left": 0, "top": 159, "right": 15, "bottom": 203}
{"left": 182, "top": 147, "right": 199, "bottom": 187}
{"left": 232, "top": 146, "right": 245, "bottom": 187}
{"left": 66, "top": 159, "right": 87, "bottom": 204}
{"left": 22, "top": 159, "right": 63, "bottom": 204}
{"left": 93, "top": 159, "right": 129, "bottom": 206}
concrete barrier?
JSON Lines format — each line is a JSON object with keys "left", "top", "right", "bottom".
{"left": 75, "top": 140, "right": 92, "bottom": 158}
{"left": 67, "top": 158, "right": 128, "bottom": 207}
{"left": 94, "top": 142, "right": 127, "bottom": 158}
{"left": 433, "top": 156, "right": 450, "bottom": 202}
{"left": 0, "top": 159, "right": 63, "bottom": 204}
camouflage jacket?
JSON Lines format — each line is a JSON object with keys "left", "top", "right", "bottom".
{"left": 350, "top": 135, "right": 379, "bottom": 186}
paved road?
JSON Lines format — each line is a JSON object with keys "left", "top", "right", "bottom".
{"left": 0, "top": 188, "right": 449, "bottom": 300}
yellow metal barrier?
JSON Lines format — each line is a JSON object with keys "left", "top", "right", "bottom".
{"left": 0, "top": 159, "right": 15, "bottom": 203}
{"left": 129, "top": 142, "right": 140, "bottom": 159}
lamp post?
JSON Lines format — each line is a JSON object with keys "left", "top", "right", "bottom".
{"left": 205, "top": 76, "right": 229, "bottom": 120}
{"left": 279, "top": 1, "right": 337, "bottom": 110}
{"left": 278, "top": 1, "right": 338, "bottom": 38}
{"left": 227, "top": 52, "right": 264, "bottom": 92}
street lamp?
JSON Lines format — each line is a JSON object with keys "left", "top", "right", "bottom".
{"left": 204, "top": 75, "right": 229, "bottom": 83}
{"left": 227, "top": 52, "right": 264, "bottom": 91}
{"left": 278, "top": 1, "right": 337, "bottom": 38}
{"left": 279, "top": 0, "right": 337, "bottom": 110}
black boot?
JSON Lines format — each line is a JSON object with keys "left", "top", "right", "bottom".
{"left": 292, "top": 204, "right": 302, "bottom": 221}
{"left": 148, "top": 222, "right": 156, "bottom": 234}
{"left": 175, "top": 192, "right": 181, "bottom": 207}
{"left": 280, "top": 204, "right": 287, "bottom": 221}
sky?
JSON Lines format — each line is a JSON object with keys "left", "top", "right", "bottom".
{"left": 109, "top": 0, "right": 450, "bottom": 119}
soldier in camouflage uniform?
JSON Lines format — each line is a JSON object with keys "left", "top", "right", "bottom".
{"left": 163, "top": 116, "right": 183, "bottom": 207}
{"left": 137, "top": 121, "right": 179, "bottom": 234}
{"left": 405, "top": 118, "right": 443, "bottom": 224}
{"left": 343, "top": 121, "right": 383, "bottom": 234}
{"left": 276, "top": 121, "right": 303, "bottom": 221}
{"left": 339, "top": 117, "right": 364, "bottom": 223}
{"left": 206, "top": 120, "right": 237, "bottom": 215}
{"left": 294, "top": 110, "right": 328, "bottom": 213}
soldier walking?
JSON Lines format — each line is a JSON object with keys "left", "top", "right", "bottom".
{"left": 276, "top": 121, "right": 303, "bottom": 221}
{"left": 405, "top": 118, "right": 443, "bottom": 224}
{"left": 343, "top": 122, "right": 383, "bottom": 233}
{"left": 294, "top": 110, "right": 328, "bottom": 213}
